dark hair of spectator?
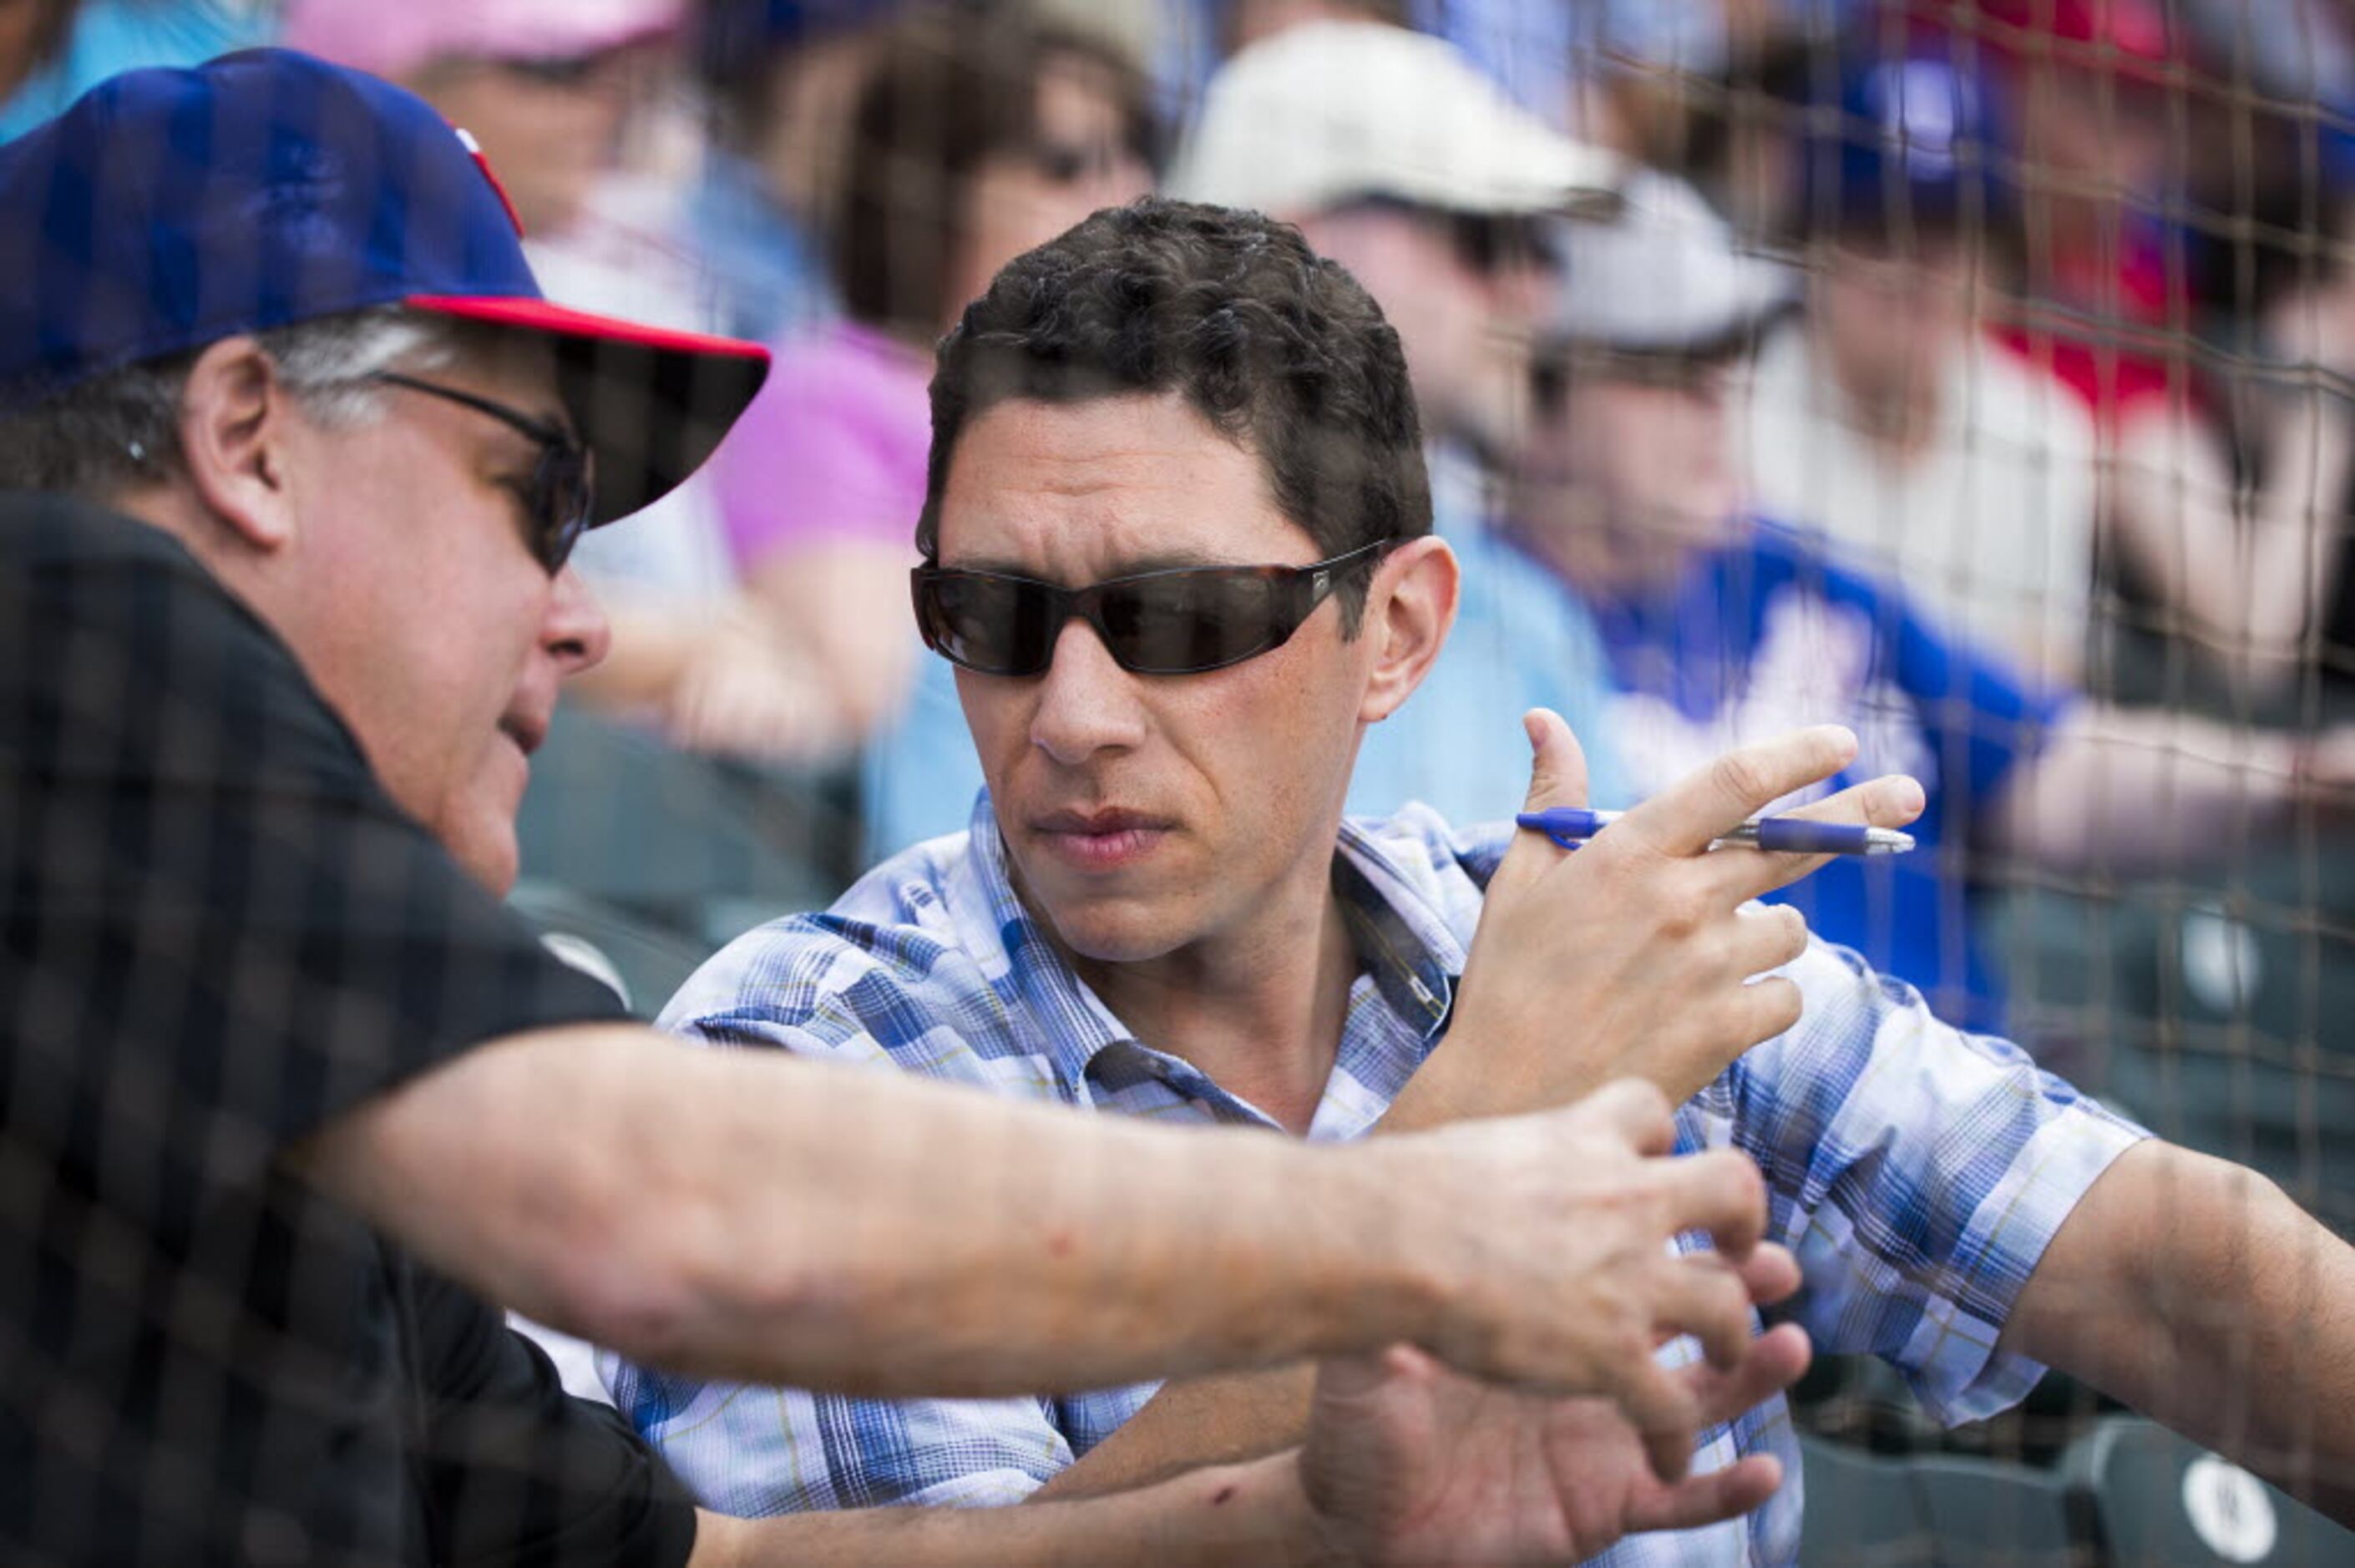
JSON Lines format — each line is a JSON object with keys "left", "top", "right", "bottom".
{"left": 833, "top": 3, "right": 1160, "bottom": 341}
{"left": 919, "top": 199, "right": 1431, "bottom": 630}
{"left": 4, "top": 0, "right": 81, "bottom": 92}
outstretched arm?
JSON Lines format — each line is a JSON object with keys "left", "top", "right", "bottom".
{"left": 1985, "top": 704, "right": 2349, "bottom": 873}
{"left": 298, "top": 1030, "right": 1775, "bottom": 1419}
{"left": 2002, "top": 1139, "right": 2355, "bottom": 1523}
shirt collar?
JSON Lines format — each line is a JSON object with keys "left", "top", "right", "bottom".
{"left": 953, "top": 792, "right": 1476, "bottom": 1101}
{"left": 956, "top": 793, "right": 1142, "bottom": 1095}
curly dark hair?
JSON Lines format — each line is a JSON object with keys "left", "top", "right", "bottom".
{"left": 918, "top": 198, "right": 1431, "bottom": 631}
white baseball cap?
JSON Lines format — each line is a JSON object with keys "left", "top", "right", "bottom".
{"left": 1167, "top": 21, "right": 1618, "bottom": 220}
{"left": 1546, "top": 169, "right": 1793, "bottom": 352}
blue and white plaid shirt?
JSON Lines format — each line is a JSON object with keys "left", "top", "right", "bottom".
{"left": 609, "top": 797, "right": 2146, "bottom": 1565}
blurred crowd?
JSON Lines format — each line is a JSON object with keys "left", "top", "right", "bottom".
{"left": 9, "top": 0, "right": 2355, "bottom": 1222}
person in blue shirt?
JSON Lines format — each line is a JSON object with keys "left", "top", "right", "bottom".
{"left": 0, "top": 0, "right": 264, "bottom": 143}
{"left": 1510, "top": 170, "right": 2355, "bottom": 1035}
{"left": 614, "top": 197, "right": 2355, "bottom": 1563}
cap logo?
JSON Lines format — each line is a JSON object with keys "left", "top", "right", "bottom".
{"left": 454, "top": 126, "right": 527, "bottom": 238}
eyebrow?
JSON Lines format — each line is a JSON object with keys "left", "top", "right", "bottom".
{"left": 941, "top": 547, "right": 1241, "bottom": 582}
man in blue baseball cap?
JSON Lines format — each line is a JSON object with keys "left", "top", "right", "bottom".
{"left": 0, "top": 48, "right": 1816, "bottom": 1566}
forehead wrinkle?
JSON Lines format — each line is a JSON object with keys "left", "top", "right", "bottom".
{"left": 939, "top": 394, "right": 1307, "bottom": 574}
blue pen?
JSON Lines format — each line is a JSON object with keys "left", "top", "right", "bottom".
{"left": 1515, "top": 806, "right": 1916, "bottom": 857}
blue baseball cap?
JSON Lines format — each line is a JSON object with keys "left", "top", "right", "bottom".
{"left": 0, "top": 48, "right": 769, "bottom": 526}
{"left": 1797, "top": 53, "right": 2018, "bottom": 238}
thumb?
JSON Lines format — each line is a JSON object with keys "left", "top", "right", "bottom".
{"left": 1520, "top": 708, "right": 1592, "bottom": 815}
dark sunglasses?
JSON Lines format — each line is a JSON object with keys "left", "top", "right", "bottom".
{"left": 372, "top": 372, "right": 595, "bottom": 574}
{"left": 494, "top": 50, "right": 623, "bottom": 89}
{"left": 1343, "top": 195, "right": 1555, "bottom": 278}
{"left": 912, "top": 539, "right": 1396, "bottom": 677}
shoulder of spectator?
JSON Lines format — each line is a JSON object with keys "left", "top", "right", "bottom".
{"left": 652, "top": 837, "right": 1015, "bottom": 1069}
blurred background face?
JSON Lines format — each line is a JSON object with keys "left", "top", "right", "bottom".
{"left": 1512, "top": 354, "right": 1740, "bottom": 592}
{"left": 1813, "top": 232, "right": 1973, "bottom": 409}
{"left": 936, "top": 393, "right": 1377, "bottom": 967}
{"left": 407, "top": 46, "right": 649, "bottom": 236}
{"left": 1299, "top": 202, "right": 1552, "bottom": 458}
{"left": 951, "top": 53, "right": 1156, "bottom": 319}
{"left": 836, "top": 13, "right": 1159, "bottom": 341}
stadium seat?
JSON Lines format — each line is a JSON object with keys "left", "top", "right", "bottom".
{"left": 1911, "top": 1452, "right": 2083, "bottom": 1566}
{"left": 513, "top": 701, "right": 858, "bottom": 954}
{"left": 1797, "top": 1436, "right": 1939, "bottom": 1565}
{"left": 509, "top": 878, "right": 715, "bottom": 1019}
{"left": 2063, "top": 1416, "right": 2355, "bottom": 1565}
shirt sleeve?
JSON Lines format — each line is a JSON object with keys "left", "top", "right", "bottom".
{"left": 408, "top": 1262, "right": 699, "bottom": 1568}
{"left": 611, "top": 929, "right": 1091, "bottom": 1514}
{"left": 1707, "top": 938, "right": 2149, "bottom": 1424}
{"left": 607, "top": 1361, "right": 1076, "bottom": 1514}
{"left": 0, "top": 512, "right": 625, "bottom": 1252}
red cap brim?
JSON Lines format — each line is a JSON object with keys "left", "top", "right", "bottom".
{"left": 406, "top": 293, "right": 770, "bottom": 527}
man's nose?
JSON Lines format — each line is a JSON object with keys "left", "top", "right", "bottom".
{"left": 543, "top": 566, "right": 613, "bottom": 677}
{"left": 1028, "top": 616, "right": 1147, "bottom": 766}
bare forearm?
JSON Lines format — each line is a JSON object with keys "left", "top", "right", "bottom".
{"left": 695, "top": 1454, "right": 1329, "bottom": 1567}
{"left": 2008, "top": 1142, "right": 2355, "bottom": 1521}
{"left": 301, "top": 1026, "right": 1441, "bottom": 1399}
{"left": 1988, "top": 707, "right": 2301, "bottom": 873}
{"left": 1036, "top": 1366, "right": 1318, "bottom": 1500}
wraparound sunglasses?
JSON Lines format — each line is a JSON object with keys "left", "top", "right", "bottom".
{"left": 913, "top": 539, "right": 1398, "bottom": 677}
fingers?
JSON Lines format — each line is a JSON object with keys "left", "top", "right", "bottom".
{"left": 1688, "top": 1323, "right": 1813, "bottom": 1429}
{"left": 1567, "top": 1077, "right": 1678, "bottom": 1158}
{"left": 1707, "top": 772, "right": 1927, "bottom": 903}
{"left": 1730, "top": 903, "right": 1810, "bottom": 979}
{"left": 1622, "top": 1324, "right": 1811, "bottom": 1515}
{"left": 1648, "top": 1252, "right": 1759, "bottom": 1372}
{"left": 1623, "top": 726, "right": 1859, "bottom": 859}
{"left": 1734, "top": 975, "right": 1805, "bottom": 1047}
{"left": 1652, "top": 1148, "right": 1769, "bottom": 1261}
{"left": 1734, "top": 1244, "right": 1801, "bottom": 1310}
{"left": 1603, "top": 1356, "right": 1705, "bottom": 1484}
{"left": 1625, "top": 1454, "right": 1785, "bottom": 1535}
{"left": 1518, "top": 708, "right": 1592, "bottom": 816}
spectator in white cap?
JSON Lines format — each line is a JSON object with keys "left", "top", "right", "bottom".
{"left": 1167, "top": 18, "right": 1615, "bottom": 468}
{"left": 1181, "top": 17, "right": 1632, "bottom": 832}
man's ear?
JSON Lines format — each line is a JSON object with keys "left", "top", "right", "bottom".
{"left": 174, "top": 336, "right": 303, "bottom": 554}
{"left": 1358, "top": 535, "right": 1459, "bottom": 725}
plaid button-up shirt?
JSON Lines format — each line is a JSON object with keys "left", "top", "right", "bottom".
{"left": 609, "top": 797, "right": 2146, "bottom": 1565}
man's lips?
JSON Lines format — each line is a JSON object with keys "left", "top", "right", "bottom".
{"left": 499, "top": 714, "right": 550, "bottom": 757}
{"left": 1027, "top": 807, "right": 1176, "bottom": 870}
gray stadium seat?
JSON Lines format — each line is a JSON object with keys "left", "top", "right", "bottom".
{"left": 2063, "top": 1416, "right": 2355, "bottom": 1565}
{"left": 1911, "top": 1452, "right": 2083, "bottom": 1566}
{"left": 1798, "top": 1436, "right": 1939, "bottom": 1565}
{"left": 513, "top": 701, "right": 857, "bottom": 954}
{"left": 508, "top": 878, "right": 715, "bottom": 1020}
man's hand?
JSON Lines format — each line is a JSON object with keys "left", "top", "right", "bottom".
{"left": 1300, "top": 1323, "right": 1812, "bottom": 1565}
{"left": 1426, "top": 714, "right": 1924, "bottom": 1118}
{"left": 1390, "top": 1080, "right": 1791, "bottom": 1479}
